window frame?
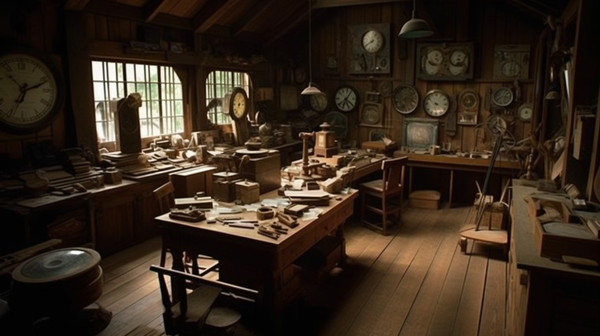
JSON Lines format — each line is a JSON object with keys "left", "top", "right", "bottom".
{"left": 205, "top": 69, "right": 252, "bottom": 126}
{"left": 91, "top": 59, "right": 189, "bottom": 150}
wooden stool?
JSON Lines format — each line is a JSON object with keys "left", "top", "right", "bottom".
{"left": 408, "top": 190, "right": 441, "bottom": 210}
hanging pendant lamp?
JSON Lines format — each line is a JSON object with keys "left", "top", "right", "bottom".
{"left": 399, "top": 0, "right": 433, "bottom": 38}
{"left": 301, "top": 0, "right": 323, "bottom": 95}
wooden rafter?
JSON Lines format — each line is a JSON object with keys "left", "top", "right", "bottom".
{"left": 64, "top": 0, "right": 90, "bottom": 11}
{"left": 232, "top": 0, "right": 279, "bottom": 37}
{"left": 144, "top": 0, "right": 168, "bottom": 23}
{"left": 265, "top": 7, "right": 309, "bottom": 46}
{"left": 192, "top": 0, "right": 239, "bottom": 34}
{"left": 313, "top": 0, "right": 410, "bottom": 9}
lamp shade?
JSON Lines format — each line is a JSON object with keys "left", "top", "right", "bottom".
{"left": 399, "top": 18, "right": 433, "bottom": 38}
{"left": 301, "top": 83, "right": 323, "bottom": 95}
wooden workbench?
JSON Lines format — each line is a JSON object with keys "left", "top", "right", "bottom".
{"left": 395, "top": 152, "right": 521, "bottom": 206}
{"left": 155, "top": 188, "right": 358, "bottom": 330}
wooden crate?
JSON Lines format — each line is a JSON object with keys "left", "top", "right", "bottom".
{"left": 527, "top": 198, "right": 600, "bottom": 262}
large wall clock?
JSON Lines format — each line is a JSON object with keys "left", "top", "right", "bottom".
{"left": 223, "top": 87, "right": 249, "bottom": 121}
{"left": 334, "top": 85, "right": 359, "bottom": 113}
{"left": 0, "top": 47, "right": 65, "bottom": 134}
{"left": 348, "top": 23, "right": 391, "bottom": 75}
{"left": 417, "top": 43, "right": 474, "bottom": 81}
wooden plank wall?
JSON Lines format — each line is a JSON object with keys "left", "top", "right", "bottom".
{"left": 0, "top": 1, "right": 67, "bottom": 162}
{"left": 308, "top": 1, "right": 540, "bottom": 151}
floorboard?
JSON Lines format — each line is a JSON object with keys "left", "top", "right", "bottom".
{"left": 29, "top": 204, "right": 507, "bottom": 336}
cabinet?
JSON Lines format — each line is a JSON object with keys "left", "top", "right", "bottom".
{"left": 508, "top": 181, "right": 600, "bottom": 336}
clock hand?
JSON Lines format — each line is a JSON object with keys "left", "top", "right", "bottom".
{"left": 25, "top": 81, "right": 48, "bottom": 91}
{"left": 7, "top": 74, "right": 23, "bottom": 88}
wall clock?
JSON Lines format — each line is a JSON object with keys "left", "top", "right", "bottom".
{"left": 348, "top": 23, "right": 391, "bottom": 74}
{"left": 309, "top": 92, "right": 329, "bottom": 113}
{"left": 392, "top": 84, "right": 419, "bottom": 115}
{"left": 378, "top": 81, "right": 392, "bottom": 98}
{"left": 229, "top": 87, "right": 249, "bottom": 121}
{"left": 517, "top": 103, "right": 533, "bottom": 122}
{"left": 417, "top": 43, "right": 474, "bottom": 81}
{"left": 423, "top": 89, "right": 450, "bottom": 117}
{"left": 491, "top": 87, "right": 514, "bottom": 107}
{"left": 334, "top": 85, "right": 359, "bottom": 112}
{"left": 457, "top": 88, "right": 479, "bottom": 126}
{"left": 0, "top": 47, "right": 65, "bottom": 134}
{"left": 493, "top": 44, "right": 530, "bottom": 80}
{"left": 360, "top": 102, "right": 384, "bottom": 127}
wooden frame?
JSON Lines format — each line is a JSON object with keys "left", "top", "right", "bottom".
{"left": 403, "top": 118, "right": 439, "bottom": 150}
{"left": 417, "top": 42, "right": 474, "bottom": 81}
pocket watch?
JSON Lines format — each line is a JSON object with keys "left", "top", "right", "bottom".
{"left": 491, "top": 87, "right": 514, "bottom": 107}
{"left": 517, "top": 103, "right": 533, "bottom": 122}
{"left": 334, "top": 85, "right": 359, "bottom": 112}
{"left": 0, "top": 48, "right": 65, "bottom": 134}
{"left": 392, "top": 84, "right": 419, "bottom": 115}
{"left": 423, "top": 89, "right": 450, "bottom": 117}
{"left": 309, "top": 92, "right": 328, "bottom": 113}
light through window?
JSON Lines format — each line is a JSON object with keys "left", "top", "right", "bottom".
{"left": 205, "top": 70, "right": 250, "bottom": 125}
{"left": 92, "top": 61, "right": 184, "bottom": 143}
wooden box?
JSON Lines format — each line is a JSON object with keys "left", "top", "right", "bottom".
{"left": 235, "top": 180, "right": 260, "bottom": 204}
{"left": 409, "top": 190, "right": 441, "bottom": 210}
{"left": 528, "top": 198, "right": 600, "bottom": 262}
{"left": 241, "top": 152, "right": 281, "bottom": 194}
{"left": 170, "top": 165, "right": 217, "bottom": 198}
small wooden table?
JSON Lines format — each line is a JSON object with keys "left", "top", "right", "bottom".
{"left": 155, "top": 188, "right": 358, "bottom": 325}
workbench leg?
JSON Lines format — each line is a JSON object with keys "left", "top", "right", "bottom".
{"left": 408, "top": 167, "right": 413, "bottom": 195}
{"left": 449, "top": 169, "right": 454, "bottom": 208}
{"left": 336, "top": 225, "right": 347, "bottom": 267}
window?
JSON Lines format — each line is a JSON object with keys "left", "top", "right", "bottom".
{"left": 92, "top": 61, "right": 184, "bottom": 142}
{"left": 205, "top": 70, "right": 250, "bottom": 125}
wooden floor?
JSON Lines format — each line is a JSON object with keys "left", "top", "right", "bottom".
{"left": 95, "top": 204, "right": 508, "bottom": 336}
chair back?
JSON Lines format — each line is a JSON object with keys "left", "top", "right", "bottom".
{"left": 381, "top": 156, "right": 408, "bottom": 194}
{"left": 154, "top": 181, "right": 175, "bottom": 214}
{"left": 150, "top": 265, "right": 259, "bottom": 336}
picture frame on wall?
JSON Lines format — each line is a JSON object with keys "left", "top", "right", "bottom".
{"left": 403, "top": 118, "right": 439, "bottom": 151}
{"left": 416, "top": 43, "right": 474, "bottom": 81}
{"left": 457, "top": 111, "right": 478, "bottom": 125}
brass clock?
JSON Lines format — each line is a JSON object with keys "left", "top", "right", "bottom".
{"left": 224, "top": 87, "right": 249, "bottom": 121}
{"left": 348, "top": 23, "right": 391, "bottom": 74}
{"left": 423, "top": 89, "right": 450, "bottom": 117}
{"left": 0, "top": 47, "right": 65, "bottom": 134}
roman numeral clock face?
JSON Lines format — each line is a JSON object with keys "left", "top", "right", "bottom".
{"left": 0, "top": 51, "right": 63, "bottom": 134}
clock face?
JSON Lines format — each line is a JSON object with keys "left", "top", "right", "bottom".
{"left": 518, "top": 103, "right": 533, "bottom": 122}
{"left": 361, "top": 104, "right": 381, "bottom": 125}
{"left": 0, "top": 51, "right": 63, "bottom": 134}
{"left": 309, "top": 93, "right": 328, "bottom": 113}
{"left": 392, "top": 84, "right": 419, "bottom": 115}
{"left": 491, "top": 87, "right": 514, "bottom": 107}
{"left": 423, "top": 49, "right": 443, "bottom": 75}
{"left": 423, "top": 90, "right": 450, "bottom": 117}
{"left": 362, "top": 30, "right": 384, "bottom": 53}
{"left": 229, "top": 87, "right": 248, "bottom": 120}
{"left": 334, "top": 86, "right": 359, "bottom": 112}
{"left": 458, "top": 89, "right": 479, "bottom": 112}
{"left": 501, "top": 61, "right": 520, "bottom": 78}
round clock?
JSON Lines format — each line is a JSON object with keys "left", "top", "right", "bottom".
{"left": 458, "top": 88, "right": 479, "bottom": 112}
{"left": 362, "top": 29, "right": 384, "bottom": 53}
{"left": 334, "top": 85, "right": 359, "bottom": 113}
{"left": 491, "top": 87, "right": 514, "bottom": 107}
{"left": 487, "top": 115, "right": 508, "bottom": 136}
{"left": 423, "top": 89, "right": 450, "bottom": 117}
{"left": 392, "top": 84, "right": 419, "bottom": 115}
{"left": 517, "top": 103, "right": 533, "bottom": 122}
{"left": 309, "top": 92, "right": 328, "bottom": 113}
{"left": 0, "top": 48, "right": 65, "bottom": 134}
{"left": 360, "top": 103, "right": 382, "bottom": 126}
{"left": 229, "top": 87, "right": 249, "bottom": 121}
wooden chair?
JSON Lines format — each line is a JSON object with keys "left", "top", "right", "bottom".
{"left": 150, "top": 265, "right": 259, "bottom": 336}
{"left": 153, "top": 182, "right": 218, "bottom": 276}
{"left": 360, "top": 156, "right": 408, "bottom": 235}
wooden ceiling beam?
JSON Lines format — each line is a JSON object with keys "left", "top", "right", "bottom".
{"left": 232, "top": 0, "right": 279, "bottom": 37}
{"left": 85, "top": 0, "right": 192, "bottom": 30}
{"left": 265, "top": 7, "right": 309, "bottom": 46}
{"left": 64, "top": 0, "right": 90, "bottom": 11}
{"left": 144, "top": 0, "right": 169, "bottom": 23}
{"left": 313, "top": 0, "right": 410, "bottom": 9}
{"left": 503, "top": 0, "right": 552, "bottom": 21}
{"left": 192, "top": 0, "right": 240, "bottom": 34}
